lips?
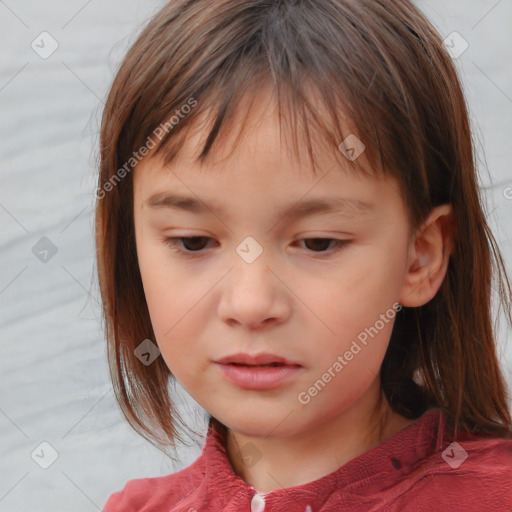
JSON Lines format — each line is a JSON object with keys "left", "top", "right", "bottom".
{"left": 214, "top": 352, "right": 302, "bottom": 367}
{"left": 214, "top": 353, "right": 303, "bottom": 390}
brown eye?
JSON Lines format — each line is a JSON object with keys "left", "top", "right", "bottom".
{"left": 298, "top": 238, "right": 351, "bottom": 257}
{"left": 164, "top": 236, "right": 213, "bottom": 254}
{"left": 303, "top": 238, "right": 334, "bottom": 252}
{"left": 179, "top": 236, "right": 210, "bottom": 251}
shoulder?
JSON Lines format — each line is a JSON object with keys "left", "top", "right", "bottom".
{"left": 393, "top": 436, "right": 512, "bottom": 511}
{"left": 102, "top": 456, "right": 205, "bottom": 512}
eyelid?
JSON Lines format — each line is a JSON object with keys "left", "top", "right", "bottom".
{"left": 162, "top": 235, "right": 352, "bottom": 258}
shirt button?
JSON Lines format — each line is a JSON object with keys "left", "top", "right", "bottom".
{"left": 250, "top": 492, "right": 266, "bottom": 512}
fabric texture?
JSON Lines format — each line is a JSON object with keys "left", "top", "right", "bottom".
{"left": 103, "top": 408, "right": 512, "bottom": 511}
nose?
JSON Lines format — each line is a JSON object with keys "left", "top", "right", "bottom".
{"left": 217, "top": 256, "right": 291, "bottom": 332}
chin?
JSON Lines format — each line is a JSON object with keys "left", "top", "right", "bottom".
{"left": 214, "top": 409, "right": 306, "bottom": 438}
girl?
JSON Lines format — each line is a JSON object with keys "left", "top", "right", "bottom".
{"left": 96, "top": 0, "right": 512, "bottom": 510}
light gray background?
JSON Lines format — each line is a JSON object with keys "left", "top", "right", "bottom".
{"left": 1, "top": 1, "right": 511, "bottom": 510}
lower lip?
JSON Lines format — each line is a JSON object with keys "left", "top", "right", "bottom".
{"left": 214, "top": 363, "right": 302, "bottom": 390}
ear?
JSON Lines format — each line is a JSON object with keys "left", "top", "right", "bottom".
{"left": 398, "top": 204, "right": 455, "bottom": 307}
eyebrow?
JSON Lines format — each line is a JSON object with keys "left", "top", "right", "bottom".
{"left": 144, "top": 192, "right": 375, "bottom": 220}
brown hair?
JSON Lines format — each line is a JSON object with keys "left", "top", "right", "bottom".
{"left": 95, "top": 0, "right": 512, "bottom": 455}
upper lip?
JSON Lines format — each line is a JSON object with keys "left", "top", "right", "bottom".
{"left": 214, "top": 352, "right": 302, "bottom": 366}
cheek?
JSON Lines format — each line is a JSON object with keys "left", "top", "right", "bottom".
{"left": 142, "top": 272, "right": 207, "bottom": 358}
{"left": 144, "top": 284, "right": 211, "bottom": 385}
{"left": 135, "top": 236, "right": 208, "bottom": 372}
{"left": 301, "top": 250, "right": 403, "bottom": 339}
{"left": 292, "top": 245, "right": 404, "bottom": 381}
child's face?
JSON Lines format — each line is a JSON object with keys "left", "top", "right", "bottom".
{"left": 132, "top": 89, "right": 414, "bottom": 437}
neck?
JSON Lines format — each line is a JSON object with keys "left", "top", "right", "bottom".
{"left": 224, "top": 379, "right": 412, "bottom": 493}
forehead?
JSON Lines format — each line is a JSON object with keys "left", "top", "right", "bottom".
{"left": 132, "top": 84, "right": 403, "bottom": 220}
{"left": 136, "top": 83, "right": 378, "bottom": 180}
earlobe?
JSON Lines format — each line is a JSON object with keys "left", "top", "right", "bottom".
{"left": 398, "top": 204, "right": 455, "bottom": 307}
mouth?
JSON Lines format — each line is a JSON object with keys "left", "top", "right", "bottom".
{"left": 226, "top": 362, "right": 293, "bottom": 368}
{"left": 213, "top": 358, "right": 303, "bottom": 390}
{"left": 214, "top": 352, "right": 302, "bottom": 367}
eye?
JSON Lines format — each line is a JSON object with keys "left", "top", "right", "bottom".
{"left": 164, "top": 236, "right": 213, "bottom": 254}
{"left": 296, "top": 238, "right": 351, "bottom": 256}
{"left": 163, "top": 236, "right": 350, "bottom": 258}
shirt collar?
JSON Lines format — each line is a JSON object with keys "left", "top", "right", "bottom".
{"left": 199, "top": 408, "right": 445, "bottom": 510}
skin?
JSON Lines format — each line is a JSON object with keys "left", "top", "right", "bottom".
{"left": 132, "top": 86, "right": 454, "bottom": 493}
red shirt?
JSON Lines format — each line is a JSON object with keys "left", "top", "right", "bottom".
{"left": 103, "top": 408, "right": 512, "bottom": 511}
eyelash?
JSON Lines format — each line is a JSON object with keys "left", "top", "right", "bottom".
{"left": 162, "top": 236, "right": 351, "bottom": 258}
